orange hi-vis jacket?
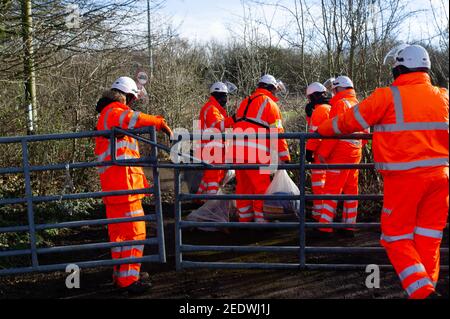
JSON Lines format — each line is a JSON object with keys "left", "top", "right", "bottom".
{"left": 318, "top": 72, "right": 449, "bottom": 174}
{"left": 316, "top": 89, "right": 364, "bottom": 161}
{"left": 95, "top": 102, "right": 166, "bottom": 204}
{"left": 232, "top": 88, "right": 291, "bottom": 164}
{"left": 306, "top": 103, "right": 331, "bottom": 153}
{"left": 197, "top": 96, "right": 234, "bottom": 163}
{"left": 199, "top": 96, "right": 234, "bottom": 133}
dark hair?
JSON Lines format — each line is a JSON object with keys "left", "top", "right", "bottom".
{"left": 392, "top": 65, "right": 429, "bottom": 79}
{"left": 258, "top": 82, "right": 276, "bottom": 92}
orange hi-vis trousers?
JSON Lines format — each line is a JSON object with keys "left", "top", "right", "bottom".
{"left": 106, "top": 200, "right": 146, "bottom": 288}
{"left": 311, "top": 158, "right": 326, "bottom": 221}
{"left": 380, "top": 167, "right": 448, "bottom": 299}
{"left": 197, "top": 170, "right": 225, "bottom": 195}
{"left": 318, "top": 152, "right": 361, "bottom": 232}
{"left": 236, "top": 170, "right": 271, "bottom": 223}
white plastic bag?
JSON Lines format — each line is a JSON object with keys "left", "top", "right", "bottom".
{"left": 264, "top": 170, "right": 300, "bottom": 215}
{"left": 221, "top": 169, "right": 235, "bottom": 187}
{"left": 186, "top": 190, "right": 236, "bottom": 232}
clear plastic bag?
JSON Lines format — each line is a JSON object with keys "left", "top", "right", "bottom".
{"left": 186, "top": 190, "right": 236, "bottom": 232}
{"left": 263, "top": 170, "right": 300, "bottom": 216}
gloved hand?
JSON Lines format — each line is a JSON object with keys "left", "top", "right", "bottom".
{"left": 306, "top": 150, "right": 314, "bottom": 163}
{"left": 160, "top": 120, "right": 174, "bottom": 139}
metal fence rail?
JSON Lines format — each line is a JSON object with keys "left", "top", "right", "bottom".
{"left": 0, "top": 127, "right": 166, "bottom": 276}
{"left": 1, "top": 129, "right": 448, "bottom": 277}
{"left": 173, "top": 132, "right": 449, "bottom": 271}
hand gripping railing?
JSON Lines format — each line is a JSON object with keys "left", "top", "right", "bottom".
{"left": 173, "top": 132, "right": 449, "bottom": 271}
{"left": 0, "top": 126, "right": 166, "bottom": 276}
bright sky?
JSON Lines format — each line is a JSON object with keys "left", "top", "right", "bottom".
{"left": 158, "top": 0, "right": 448, "bottom": 45}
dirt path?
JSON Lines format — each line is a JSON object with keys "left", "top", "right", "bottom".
{"left": 0, "top": 205, "right": 448, "bottom": 299}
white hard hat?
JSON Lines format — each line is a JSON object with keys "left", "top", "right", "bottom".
{"left": 332, "top": 76, "right": 354, "bottom": 89}
{"left": 111, "top": 76, "right": 139, "bottom": 98}
{"left": 259, "top": 74, "right": 278, "bottom": 87}
{"left": 323, "top": 78, "right": 335, "bottom": 91}
{"left": 210, "top": 82, "right": 229, "bottom": 94}
{"left": 306, "top": 82, "right": 327, "bottom": 96}
{"left": 384, "top": 44, "right": 431, "bottom": 70}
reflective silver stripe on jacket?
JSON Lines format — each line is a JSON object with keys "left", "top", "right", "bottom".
{"left": 382, "top": 208, "right": 392, "bottom": 215}
{"left": 97, "top": 140, "right": 139, "bottom": 163}
{"left": 374, "top": 122, "right": 449, "bottom": 133}
{"left": 380, "top": 233, "right": 414, "bottom": 242}
{"left": 125, "top": 210, "right": 144, "bottom": 217}
{"left": 332, "top": 117, "right": 341, "bottom": 134}
{"left": 97, "top": 166, "right": 111, "bottom": 174}
{"left": 352, "top": 105, "right": 370, "bottom": 130}
{"left": 375, "top": 158, "right": 449, "bottom": 171}
{"left": 256, "top": 98, "right": 269, "bottom": 121}
{"left": 128, "top": 111, "right": 141, "bottom": 129}
{"left": 391, "top": 86, "right": 404, "bottom": 123}
{"left": 97, "top": 149, "right": 111, "bottom": 163}
{"left": 342, "top": 139, "right": 362, "bottom": 146}
{"left": 203, "top": 105, "right": 214, "bottom": 129}
{"left": 117, "top": 140, "right": 139, "bottom": 152}
{"left": 210, "top": 119, "right": 225, "bottom": 131}
{"left": 312, "top": 181, "right": 325, "bottom": 187}
{"left": 399, "top": 264, "right": 426, "bottom": 282}
{"left": 119, "top": 110, "right": 131, "bottom": 128}
{"left": 103, "top": 108, "right": 112, "bottom": 130}
{"left": 117, "top": 154, "right": 138, "bottom": 160}
{"left": 415, "top": 226, "right": 443, "bottom": 239}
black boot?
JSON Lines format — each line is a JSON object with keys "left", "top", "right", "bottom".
{"left": 123, "top": 280, "right": 152, "bottom": 295}
{"left": 426, "top": 291, "right": 442, "bottom": 299}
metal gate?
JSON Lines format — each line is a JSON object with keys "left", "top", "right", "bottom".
{"left": 0, "top": 126, "right": 166, "bottom": 276}
{"left": 173, "top": 132, "right": 449, "bottom": 271}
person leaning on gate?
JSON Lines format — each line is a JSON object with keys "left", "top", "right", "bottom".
{"left": 232, "top": 74, "right": 291, "bottom": 223}
{"left": 315, "top": 76, "right": 368, "bottom": 238}
{"left": 196, "top": 82, "right": 235, "bottom": 196}
{"left": 318, "top": 44, "right": 449, "bottom": 299}
{"left": 304, "top": 82, "right": 331, "bottom": 221}
{"left": 95, "top": 76, "right": 173, "bottom": 294}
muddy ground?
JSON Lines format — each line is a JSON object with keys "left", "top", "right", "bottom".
{"left": 0, "top": 202, "right": 448, "bottom": 299}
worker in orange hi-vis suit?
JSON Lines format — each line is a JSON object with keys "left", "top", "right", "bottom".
{"left": 304, "top": 82, "right": 331, "bottom": 221}
{"left": 315, "top": 76, "right": 368, "bottom": 236}
{"left": 95, "top": 76, "right": 173, "bottom": 294}
{"left": 196, "top": 82, "right": 236, "bottom": 196}
{"left": 318, "top": 44, "right": 449, "bottom": 299}
{"left": 232, "top": 75, "right": 291, "bottom": 223}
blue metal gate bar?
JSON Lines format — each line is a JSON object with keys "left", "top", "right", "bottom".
{"left": 0, "top": 256, "right": 160, "bottom": 276}
{"left": 0, "top": 239, "right": 158, "bottom": 258}
{"left": 174, "top": 132, "right": 449, "bottom": 271}
{"left": 180, "top": 245, "right": 448, "bottom": 255}
{"left": 0, "top": 126, "right": 167, "bottom": 276}
{"left": 0, "top": 215, "right": 155, "bottom": 234}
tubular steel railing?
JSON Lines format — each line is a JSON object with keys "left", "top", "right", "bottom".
{"left": 0, "top": 126, "right": 166, "bottom": 276}
{"left": 1, "top": 129, "right": 448, "bottom": 277}
{"left": 173, "top": 132, "right": 449, "bottom": 271}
